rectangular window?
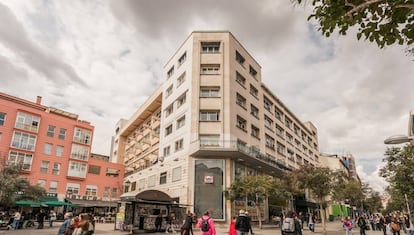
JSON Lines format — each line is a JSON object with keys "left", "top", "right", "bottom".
{"left": 236, "top": 50, "right": 245, "bottom": 65}
{"left": 201, "top": 64, "right": 220, "bottom": 75}
{"left": 11, "top": 131, "right": 37, "bottom": 151}
{"left": 47, "top": 125, "right": 55, "bottom": 137}
{"left": 200, "top": 110, "right": 220, "bottom": 121}
{"left": 172, "top": 167, "right": 182, "bottom": 182}
{"left": 177, "top": 116, "right": 185, "bottom": 129}
{"left": 86, "top": 185, "right": 98, "bottom": 196}
{"left": 58, "top": 128, "right": 66, "bottom": 140}
{"left": 249, "top": 65, "right": 257, "bottom": 78}
{"left": 88, "top": 165, "right": 101, "bottom": 175}
{"left": 160, "top": 172, "right": 167, "bottom": 185}
{"left": 8, "top": 151, "right": 33, "bottom": 170}
{"left": 44, "top": 143, "right": 53, "bottom": 155}
{"left": 251, "top": 125, "right": 260, "bottom": 139}
{"left": 165, "top": 124, "right": 173, "bottom": 136}
{"left": 0, "top": 112, "right": 6, "bottom": 125}
{"left": 201, "top": 42, "right": 220, "bottom": 53}
{"left": 163, "top": 146, "right": 170, "bottom": 157}
{"left": 236, "top": 72, "right": 246, "bottom": 87}
{"left": 236, "top": 115, "right": 247, "bottom": 131}
{"left": 264, "top": 115, "right": 273, "bottom": 130}
{"left": 175, "top": 138, "right": 184, "bottom": 151}
{"left": 264, "top": 96, "right": 273, "bottom": 112}
{"left": 15, "top": 112, "right": 40, "bottom": 133}
{"left": 286, "top": 133, "right": 293, "bottom": 143}
{"left": 199, "top": 134, "right": 220, "bottom": 147}
{"left": 275, "top": 107, "right": 284, "bottom": 121}
{"left": 178, "top": 52, "right": 187, "bottom": 66}
{"left": 67, "top": 161, "right": 87, "bottom": 178}
{"left": 52, "top": 163, "right": 61, "bottom": 175}
{"left": 164, "top": 104, "right": 173, "bottom": 117}
{"left": 49, "top": 181, "right": 58, "bottom": 193}
{"left": 56, "top": 145, "right": 64, "bottom": 157}
{"left": 112, "top": 187, "right": 118, "bottom": 198}
{"left": 276, "top": 124, "right": 284, "bottom": 137}
{"left": 265, "top": 135, "right": 275, "bottom": 150}
{"left": 285, "top": 117, "right": 292, "bottom": 129}
{"left": 200, "top": 87, "right": 220, "bottom": 97}
{"left": 166, "top": 85, "right": 173, "bottom": 97}
{"left": 167, "top": 66, "right": 174, "bottom": 78}
{"left": 250, "top": 105, "right": 259, "bottom": 119}
{"left": 177, "top": 72, "right": 186, "bottom": 87}
{"left": 66, "top": 183, "right": 80, "bottom": 195}
{"left": 250, "top": 85, "right": 258, "bottom": 98}
{"left": 236, "top": 93, "right": 246, "bottom": 108}
{"left": 277, "top": 142, "right": 285, "bottom": 155}
{"left": 70, "top": 144, "right": 89, "bottom": 161}
{"left": 103, "top": 187, "right": 110, "bottom": 197}
{"left": 73, "top": 127, "right": 92, "bottom": 145}
{"left": 38, "top": 180, "right": 46, "bottom": 188}
{"left": 176, "top": 92, "right": 186, "bottom": 108}
{"left": 40, "top": 161, "right": 49, "bottom": 173}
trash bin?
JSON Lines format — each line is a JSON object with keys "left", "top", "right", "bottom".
{"left": 329, "top": 215, "right": 334, "bottom": 222}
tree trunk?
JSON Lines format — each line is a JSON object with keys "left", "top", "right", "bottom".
{"left": 256, "top": 204, "right": 262, "bottom": 229}
{"left": 320, "top": 204, "right": 327, "bottom": 235}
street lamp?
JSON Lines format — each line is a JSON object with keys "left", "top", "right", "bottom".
{"left": 384, "top": 135, "right": 414, "bottom": 144}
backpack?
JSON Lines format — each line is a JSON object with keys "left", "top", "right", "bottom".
{"left": 282, "top": 217, "right": 295, "bottom": 232}
{"left": 201, "top": 217, "right": 210, "bottom": 232}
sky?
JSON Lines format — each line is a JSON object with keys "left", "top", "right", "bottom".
{"left": 1, "top": 0, "right": 413, "bottom": 193}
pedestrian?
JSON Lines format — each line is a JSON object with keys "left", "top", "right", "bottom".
{"left": 197, "top": 211, "right": 216, "bottom": 235}
{"left": 343, "top": 216, "right": 354, "bottom": 235}
{"left": 49, "top": 210, "right": 57, "bottom": 227}
{"left": 357, "top": 215, "right": 367, "bottom": 235}
{"left": 182, "top": 211, "right": 194, "bottom": 235}
{"left": 165, "top": 213, "right": 176, "bottom": 233}
{"left": 12, "top": 210, "right": 21, "bottom": 230}
{"left": 64, "top": 216, "right": 79, "bottom": 235}
{"left": 155, "top": 214, "right": 163, "bottom": 232}
{"left": 244, "top": 211, "right": 254, "bottom": 235}
{"left": 37, "top": 209, "right": 46, "bottom": 229}
{"left": 308, "top": 213, "right": 315, "bottom": 233}
{"left": 379, "top": 215, "right": 388, "bottom": 235}
{"left": 57, "top": 212, "right": 73, "bottom": 235}
{"left": 403, "top": 214, "right": 411, "bottom": 235}
{"left": 235, "top": 210, "right": 251, "bottom": 235}
{"left": 294, "top": 215, "right": 302, "bottom": 235}
{"left": 391, "top": 214, "right": 402, "bottom": 235}
{"left": 228, "top": 216, "right": 237, "bottom": 235}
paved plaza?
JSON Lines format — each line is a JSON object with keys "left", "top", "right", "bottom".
{"left": 0, "top": 220, "right": 392, "bottom": 235}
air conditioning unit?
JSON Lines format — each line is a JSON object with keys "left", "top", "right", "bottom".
{"left": 71, "top": 195, "right": 77, "bottom": 199}
{"left": 158, "top": 156, "right": 164, "bottom": 162}
{"left": 88, "top": 196, "right": 94, "bottom": 200}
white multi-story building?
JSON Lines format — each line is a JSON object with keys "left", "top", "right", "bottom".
{"left": 115, "top": 31, "right": 320, "bottom": 227}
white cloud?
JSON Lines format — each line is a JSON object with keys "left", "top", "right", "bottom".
{"left": 1, "top": 0, "right": 413, "bottom": 191}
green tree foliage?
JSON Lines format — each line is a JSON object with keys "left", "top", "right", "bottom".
{"left": 295, "top": 0, "right": 414, "bottom": 50}
{"left": 0, "top": 163, "right": 46, "bottom": 208}
{"left": 380, "top": 144, "right": 414, "bottom": 211}
{"left": 225, "top": 174, "right": 289, "bottom": 228}
{"left": 292, "top": 165, "right": 338, "bottom": 235}
{"left": 363, "top": 190, "right": 383, "bottom": 213}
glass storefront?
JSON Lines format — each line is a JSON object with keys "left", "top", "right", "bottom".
{"left": 194, "top": 159, "right": 224, "bottom": 220}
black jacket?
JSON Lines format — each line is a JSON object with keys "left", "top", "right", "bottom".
{"left": 235, "top": 215, "right": 251, "bottom": 232}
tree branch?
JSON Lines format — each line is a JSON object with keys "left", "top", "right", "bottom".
{"left": 345, "top": 0, "right": 384, "bottom": 17}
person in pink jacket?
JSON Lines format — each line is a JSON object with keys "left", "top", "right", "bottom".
{"left": 197, "top": 211, "right": 216, "bottom": 235}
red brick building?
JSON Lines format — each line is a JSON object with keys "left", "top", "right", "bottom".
{"left": 0, "top": 92, "right": 124, "bottom": 211}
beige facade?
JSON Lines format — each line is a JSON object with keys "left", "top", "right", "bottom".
{"left": 115, "top": 31, "right": 320, "bottom": 223}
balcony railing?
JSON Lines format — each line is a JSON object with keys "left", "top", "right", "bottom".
{"left": 191, "top": 139, "right": 291, "bottom": 172}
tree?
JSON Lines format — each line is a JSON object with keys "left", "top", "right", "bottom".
{"left": 0, "top": 163, "right": 46, "bottom": 208}
{"left": 225, "top": 174, "right": 289, "bottom": 229}
{"left": 292, "top": 165, "right": 338, "bottom": 235}
{"left": 294, "top": 0, "right": 414, "bottom": 52}
{"left": 380, "top": 144, "right": 414, "bottom": 212}
{"left": 363, "top": 190, "right": 383, "bottom": 213}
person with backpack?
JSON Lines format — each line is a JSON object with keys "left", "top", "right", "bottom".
{"left": 343, "top": 216, "right": 354, "bottom": 235}
{"left": 357, "top": 215, "right": 367, "bottom": 235}
{"left": 235, "top": 210, "right": 251, "bottom": 235}
{"left": 281, "top": 211, "right": 297, "bottom": 235}
{"left": 197, "top": 211, "right": 215, "bottom": 235}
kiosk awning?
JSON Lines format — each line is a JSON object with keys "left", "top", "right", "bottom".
{"left": 121, "top": 190, "right": 173, "bottom": 203}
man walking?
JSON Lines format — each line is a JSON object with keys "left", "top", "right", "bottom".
{"left": 235, "top": 210, "right": 251, "bottom": 235}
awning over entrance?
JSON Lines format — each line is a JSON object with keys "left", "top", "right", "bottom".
{"left": 121, "top": 190, "right": 174, "bottom": 203}
{"left": 68, "top": 199, "right": 118, "bottom": 207}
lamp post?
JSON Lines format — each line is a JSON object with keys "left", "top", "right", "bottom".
{"left": 123, "top": 180, "right": 132, "bottom": 234}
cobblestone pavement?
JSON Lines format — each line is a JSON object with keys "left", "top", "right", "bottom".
{"left": 0, "top": 220, "right": 389, "bottom": 235}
